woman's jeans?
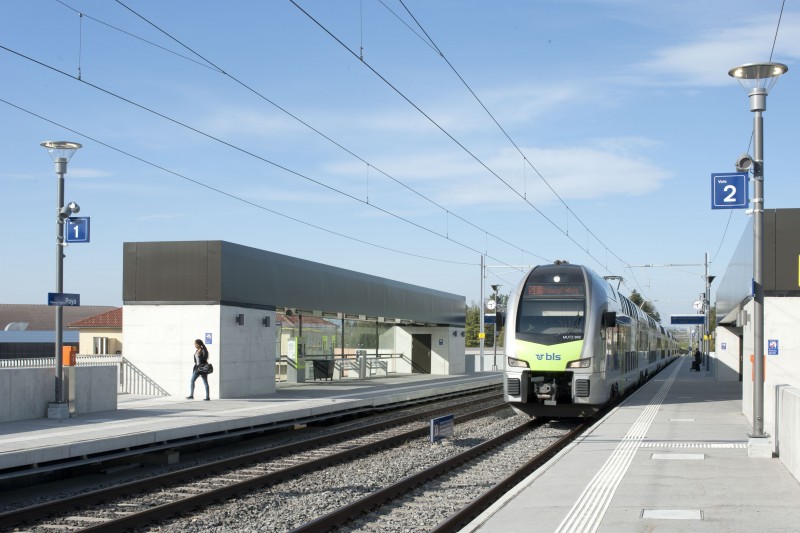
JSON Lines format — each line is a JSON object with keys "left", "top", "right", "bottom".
{"left": 190, "top": 370, "right": 210, "bottom": 399}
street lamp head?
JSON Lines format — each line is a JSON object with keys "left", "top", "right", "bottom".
{"left": 728, "top": 62, "right": 788, "bottom": 111}
{"left": 40, "top": 141, "right": 82, "bottom": 162}
{"left": 490, "top": 284, "right": 500, "bottom": 292}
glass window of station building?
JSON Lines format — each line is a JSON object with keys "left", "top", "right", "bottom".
{"left": 275, "top": 311, "right": 399, "bottom": 381}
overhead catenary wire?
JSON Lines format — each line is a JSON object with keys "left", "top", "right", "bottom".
{"left": 393, "top": 0, "right": 645, "bottom": 293}
{"left": 61, "top": 0, "right": 645, "bottom": 300}
{"left": 108, "top": 0, "right": 547, "bottom": 268}
{"left": 0, "top": 45, "right": 536, "bottom": 273}
{"left": 288, "top": 0, "right": 648, "bottom": 296}
{"left": 0, "top": 96, "right": 475, "bottom": 267}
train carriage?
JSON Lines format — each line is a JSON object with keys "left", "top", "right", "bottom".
{"left": 504, "top": 261, "right": 677, "bottom": 418}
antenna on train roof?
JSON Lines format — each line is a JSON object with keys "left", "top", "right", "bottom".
{"left": 553, "top": 259, "right": 570, "bottom": 265}
{"left": 603, "top": 275, "right": 624, "bottom": 290}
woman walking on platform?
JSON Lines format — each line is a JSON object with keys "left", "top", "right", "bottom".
{"left": 187, "top": 339, "right": 211, "bottom": 400}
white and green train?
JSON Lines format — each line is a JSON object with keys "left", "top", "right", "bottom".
{"left": 504, "top": 261, "right": 678, "bottom": 418}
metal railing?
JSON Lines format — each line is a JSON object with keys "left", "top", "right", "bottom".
{"left": 0, "top": 355, "right": 170, "bottom": 397}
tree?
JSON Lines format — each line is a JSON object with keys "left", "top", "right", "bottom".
{"left": 465, "top": 304, "right": 481, "bottom": 347}
{"left": 629, "top": 290, "right": 661, "bottom": 323}
{"left": 464, "top": 292, "right": 508, "bottom": 348}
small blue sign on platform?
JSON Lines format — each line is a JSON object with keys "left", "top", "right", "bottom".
{"left": 65, "top": 217, "right": 90, "bottom": 243}
{"left": 48, "top": 292, "right": 80, "bottom": 306}
{"left": 430, "top": 414, "right": 455, "bottom": 443}
{"left": 768, "top": 339, "right": 779, "bottom": 355}
{"left": 711, "top": 173, "right": 748, "bottom": 209}
{"left": 205, "top": 333, "right": 213, "bottom": 345}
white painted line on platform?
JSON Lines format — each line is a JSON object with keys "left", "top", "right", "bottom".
{"left": 641, "top": 442, "right": 746, "bottom": 449}
{"left": 651, "top": 453, "right": 705, "bottom": 460}
{"left": 642, "top": 509, "right": 703, "bottom": 520}
{"left": 554, "top": 362, "right": 682, "bottom": 533}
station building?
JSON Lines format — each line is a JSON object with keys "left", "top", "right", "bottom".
{"left": 714, "top": 208, "right": 800, "bottom": 469}
{"left": 123, "top": 241, "right": 467, "bottom": 399}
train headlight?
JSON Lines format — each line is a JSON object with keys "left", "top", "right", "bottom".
{"left": 507, "top": 357, "right": 529, "bottom": 368}
{"left": 567, "top": 357, "right": 591, "bottom": 369}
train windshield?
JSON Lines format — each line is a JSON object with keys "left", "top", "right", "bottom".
{"left": 516, "top": 267, "right": 586, "bottom": 343}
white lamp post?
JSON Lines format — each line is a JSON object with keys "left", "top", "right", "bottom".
{"left": 41, "top": 141, "right": 82, "bottom": 418}
{"left": 727, "top": 62, "right": 787, "bottom": 442}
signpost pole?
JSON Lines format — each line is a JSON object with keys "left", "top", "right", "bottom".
{"left": 41, "top": 141, "right": 81, "bottom": 418}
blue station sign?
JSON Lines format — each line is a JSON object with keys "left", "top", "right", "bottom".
{"left": 711, "top": 173, "right": 748, "bottom": 209}
{"left": 48, "top": 292, "right": 81, "bottom": 306}
{"left": 671, "top": 314, "right": 705, "bottom": 325}
{"left": 65, "top": 217, "right": 90, "bottom": 243}
{"left": 64, "top": 217, "right": 89, "bottom": 242}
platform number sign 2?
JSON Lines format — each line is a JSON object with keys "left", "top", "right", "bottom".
{"left": 65, "top": 217, "right": 90, "bottom": 243}
{"left": 711, "top": 173, "right": 748, "bottom": 209}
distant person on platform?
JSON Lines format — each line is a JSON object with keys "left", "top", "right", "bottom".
{"left": 692, "top": 349, "right": 702, "bottom": 372}
{"left": 187, "top": 339, "right": 211, "bottom": 400}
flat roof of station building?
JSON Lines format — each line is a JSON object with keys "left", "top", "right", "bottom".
{"left": 123, "top": 240, "right": 466, "bottom": 327}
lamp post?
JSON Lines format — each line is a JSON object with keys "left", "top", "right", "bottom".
{"left": 490, "top": 284, "right": 500, "bottom": 371}
{"left": 41, "top": 141, "right": 82, "bottom": 416}
{"left": 728, "top": 62, "right": 787, "bottom": 440}
{"left": 703, "top": 252, "right": 715, "bottom": 371}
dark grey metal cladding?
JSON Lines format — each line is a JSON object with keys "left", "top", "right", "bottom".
{"left": 773, "top": 209, "right": 800, "bottom": 294}
{"left": 716, "top": 208, "right": 800, "bottom": 323}
{"left": 123, "top": 241, "right": 222, "bottom": 303}
{"left": 123, "top": 241, "right": 465, "bottom": 326}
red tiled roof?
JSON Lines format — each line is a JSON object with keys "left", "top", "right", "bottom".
{"left": 68, "top": 308, "right": 122, "bottom": 328}
{"left": 0, "top": 304, "right": 118, "bottom": 331}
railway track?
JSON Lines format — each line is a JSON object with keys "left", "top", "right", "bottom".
{"left": 0, "top": 391, "right": 505, "bottom": 532}
{"left": 290, "top": 418, "right": 590, "bottom": 532}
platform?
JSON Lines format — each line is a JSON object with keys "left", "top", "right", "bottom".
{"left": 465, "top": 357, "right": 800, "bottom": 532}
{"left": 0, "top": 372, "right": 501, "bottom": 475}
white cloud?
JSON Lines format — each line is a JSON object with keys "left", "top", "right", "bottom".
{"left": 135, "top": 213, "right": 187, "bottom": 221}
{"left": 65, "top": 167, "right": 114, "bottom": 179}
{"left": 324, "top": 137, "right": 671, "bottom": 210}
{"left": 636, "top": 13, "right": 800, "bottom": 87}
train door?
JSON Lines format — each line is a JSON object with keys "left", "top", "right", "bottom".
{"left": 606, "top": 326, "right": 620, "bottom": 376}
{"left": 411, "top": 334, "right": 431, "bottom": 373}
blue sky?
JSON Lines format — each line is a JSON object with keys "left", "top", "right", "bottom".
{"left": 1, "top": 0, "right": 798, "bottom": 322}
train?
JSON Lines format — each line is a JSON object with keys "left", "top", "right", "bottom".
{"left": 504, "top": 261, "right": 678, "bottom": 417}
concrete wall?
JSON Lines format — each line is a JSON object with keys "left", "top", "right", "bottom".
{"left": 0, "top": 368, "right": 52, "bottom": 422}
{"left": 67, "top": 366, "right": 117, "bottom": 414}
{"left": 739, "top": 297, "right": 800, "bottom": 452}
{"left": 466, "top": 348, "right": 506, "bottom": 372}
{"left": 123, "top": 304, "right": 276, "bottom": 399}
{"left": 392, "top": 327, "right": 466, "bottom": 375}
{"left": 778, "top": 386, "right": 800, "bottom": 482}
{"left": 714, "top": 326, "right": 743, "bottom": 382}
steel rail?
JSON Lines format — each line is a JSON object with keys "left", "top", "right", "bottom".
{"left": 430, "top": 419, "right": 593, "bottom": 532}
{"left": 289, "top": 418, "right": 549, "bottom": 533}
{"left": 0, "top": 399, "right": 504, "bottom": 532}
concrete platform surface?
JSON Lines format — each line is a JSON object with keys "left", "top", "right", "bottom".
{"left": 0, "top": 373, "right": 501, "bottom": 473}
{"left": 464, "top": 358, "right": 800, "bottom": 533}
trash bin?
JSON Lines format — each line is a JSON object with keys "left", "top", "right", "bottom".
{"left": 312, "top": 360, "right": 333, "bottom": 380}
{"left": 62, "top": 346, "right": 77, "bottom": 366}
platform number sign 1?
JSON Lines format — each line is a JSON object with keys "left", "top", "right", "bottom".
{"left": 711, "top": 173, "right": 748, "bottom": 209}
{"left": 65, "top": 217, "right": 90, "bottom": 243}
